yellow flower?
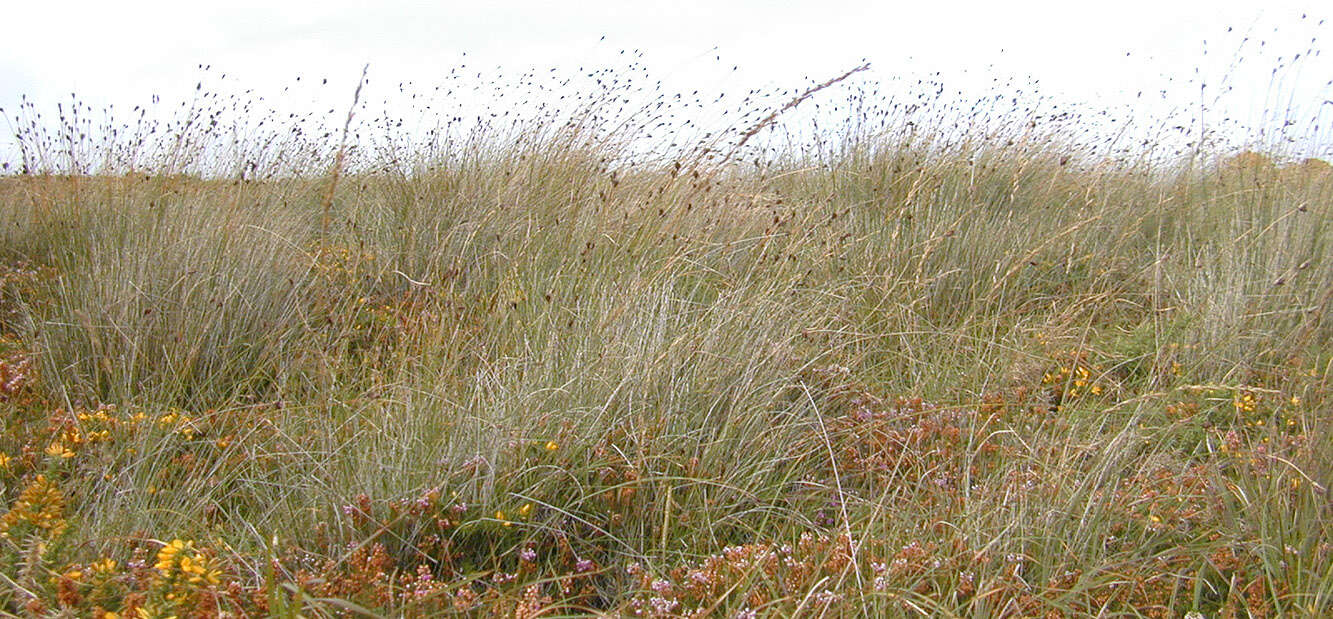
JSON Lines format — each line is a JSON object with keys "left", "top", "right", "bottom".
{"left": 155, "top": 539, "right": 192, "bottom": 572}
{"left": 0, "top": 475, "right": 67, "bottom": 538}
{"left": 135, "top": 605, "right": 176, "bottom": 619}
{"left": 544, "top": 441, "right": 559, "bottom": 452}
{"left": 45, "top": 442, "right": 75, "bottom": 459}
{"left": 518, "top": 503, "right": 534, "bottom": 518}
{"left": 179, "top": 554, "right": 221, "bottom": 585}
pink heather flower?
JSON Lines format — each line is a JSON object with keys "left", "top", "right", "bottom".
{"left": 735, "top": 608, "right": 757, "bottom": 619}
{"left": 575, "top": 559, "right": 595, "bottom": 573}
{"left": 461, "top": 455, "right": 485, "bottom": 470}
{"left": 688, "top": 570, "right": 710, "bottom": 584}
{"left": 649, "top": 597, "right": 678, "bottom": 613}
{"left": 519, "top": 548, "right": 537, "bottom": 562}
{"left": 814, "top": 589, "right": 841, "bottom": 604}
{"left": 650, "top": 578, "right": 672, "bottom": 594}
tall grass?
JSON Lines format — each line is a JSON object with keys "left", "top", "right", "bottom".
{"left": 0, "top": 58, "right": 1329, "bottom": 616}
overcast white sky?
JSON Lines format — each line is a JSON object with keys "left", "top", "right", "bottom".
{"left": 3, "top": 0, "right": 1332, "bottom": 163}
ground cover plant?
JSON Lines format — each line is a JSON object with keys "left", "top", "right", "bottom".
{"left": 0, "top": 55, "right": 1331, "bottom": 617}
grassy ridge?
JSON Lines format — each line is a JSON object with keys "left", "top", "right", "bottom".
{"left": 0, "top": 74, "right": 1331, "bottom": 617}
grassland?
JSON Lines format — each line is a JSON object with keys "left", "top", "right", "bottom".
{"left": 0, "top": 66, "right": 1331, "bottom": 617}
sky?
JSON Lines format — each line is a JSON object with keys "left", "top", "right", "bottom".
{"left": 3, "top": 0, "right": 1333, "bottom": 168}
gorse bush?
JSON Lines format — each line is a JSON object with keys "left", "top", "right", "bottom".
{"left": 0, "top": 55, "right": 1330, "bottom": 617}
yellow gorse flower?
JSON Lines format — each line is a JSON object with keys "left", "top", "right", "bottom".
{"left": 0, "top": 475, "right": 68, "bottom": 539}
{"left": 135, "top": 605, "right": 177, "bottom": 619}
{"left": 45, "top": 441, "right": 75, "bottom": 459}
{"left": 154, "top": 538, "right": 222, "bottom": 587}
{"left": 180, "top": 554, "right": 222, "bottom": 585}
{"left": 155, "top": 539, "right": 192, "bottom": 572}
{"left": 1234, "top": 390, "right": 1258, "bottom": 413}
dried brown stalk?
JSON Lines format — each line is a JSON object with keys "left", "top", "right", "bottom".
{"left": 321, "top": 64, "right": 369, "bottom": 241}
{"left": 724, "top": 62, "right": 871, "bottom": 163}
